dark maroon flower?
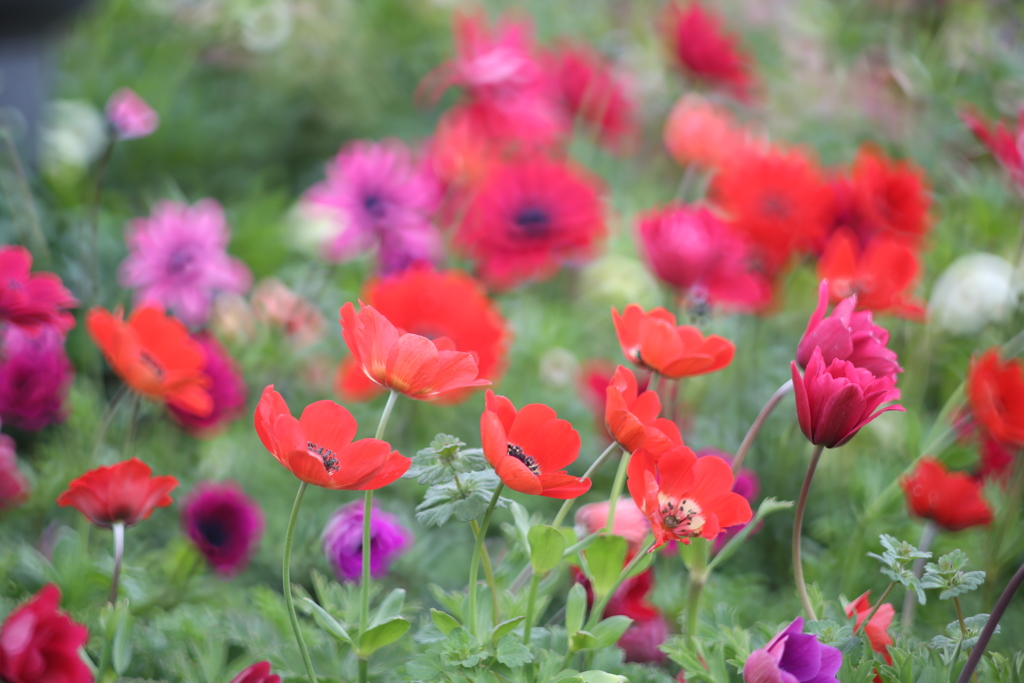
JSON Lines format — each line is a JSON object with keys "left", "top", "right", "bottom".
{"left": 0, "top": 584, "right": 92, "bottom": 683}
{"left": 0, "top": 435, "right": 29, "bottom": 510}
{"left": 181, "top": 482, "right": 264, "bottom": 575}
{"left": 168, "top": 332, "right": 246, "bottom": 435}
{"left": 0, "top": 323, "right": 74, "bottom": 431}
{"left": 322, "top": 501, "right": 412, "bottom": 582}
{"left": 229, "top": 661, "right": 280, "bottom": 683}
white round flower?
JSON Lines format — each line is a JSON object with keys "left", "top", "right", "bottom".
{"left": 39, "top": 100, "right": 108, "bottom": 175}
{"left": 286, "top": 201, "right": 343, "bottom": 256}
{"left": 928, "top": 253, "right": 1022, "bottom": 335}
{"left": 239, "top": 0, "right": 293, "bottom": 53}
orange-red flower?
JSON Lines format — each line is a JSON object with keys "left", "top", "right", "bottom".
{"left": 663, "top": 94, "right": 753, "bottom": 170}
{"left": 611, "top": 304, "right": 734, "bottom": 379}
{"left": 86, "top": 305, "right": 212, "bottom": 416}
{"left": 967, "top": 349, "right": 1024, "bottom": 446}
{"left": 481, "top": 390, "right": 590, "bottom": 499}
{"left": 57, "top": 458, "right": 178, "bottom": 528}
{"left": 254, "top": 386, "right": 409, "bottom": 490}
{"left": 899, "top": 457, "right": 993, "bottom": 532}
{"left": 605, "top": 365, "right": 680, "bottom": 453}
{"left": 817, "top": 230, "right": 925, "bottom": 319}
{"left": 339, "top": 301, "right": 490, "bottom": 400}
{"left": 626, "top": 445, "right": 752, "bottom": 550}
{"left": 849, "top": 147, "right": 931, "bottom": 244}
{"left": 661, "top": 1, "right": 755, "bottom": 101}
{"left": 845, "top": 591, "right": 894, "bottom": 679}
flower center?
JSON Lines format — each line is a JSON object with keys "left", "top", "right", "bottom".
{"left": 507, "top": 443, "right": 540, "bottom": 474}
{"left": 659, "top": 497, "right": 705, "bottom": 536}
{"left": 513, "top": 206, "right": 551, "bottom": 237}
{"left": 760, "top": 195, "right": 790, "bottom": 220}
{"left": 198, "top": 519, "right": 229, "bottom": 547}
{"left": 308, "top": 441, "right": 339, "bottom": 473}
{"left": 167, "top": 248, "right": 196, "bottom": 276}
{"left": 139, "top": 350, "right": 164, "bottom": 379}
{"left": 362, "top": 193, "right": 387, "bottom": 220}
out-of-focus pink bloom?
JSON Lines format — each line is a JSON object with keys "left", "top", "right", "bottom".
{"left": 168, "top": 333, "right": 246, "bottom": 435}
{"left": 662, "top": 1, "right": 755, "bottom": 101}
{"left": 663, "top": 94, "right": 755, "bottom": 170}
{"left": 0, "top": 435, "right": 29, "bottom": 510}
{"left": 322, "top": 501, "right": 412, "bottom": 582}
{"left": 251, "top": 278, "right": 325, "bottom": 348}
{"left": 575, "top": 497, "right": 650, "bottom": 553}
{"left": 546, "top": 43, "right": 636, "bottom": 149}
{"left": 118, "top": 199, "right": 252, "bottom": 327}
{"left": 0, "top": 584, "right": 91, "bottom": 683}
{"left": 228, "top": 661, "right": 280, "bottom": 683}
{"left": 105, "top": 88, "right": 159, "bottom": 140}
{"left": 960, "top": 106, "right": 1024, "bottom": 190}
{"left": 0, "top": 246, "right": 76, "bottom": 333}
{"left": 181, "top": 482, "right": 264, "bottom": 575}
{"left": 0, "top": 324, "right": 73, "bottom": 431}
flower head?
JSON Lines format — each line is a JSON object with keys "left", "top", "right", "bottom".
{"left": 254, "top": 386, "right": 409, "bottom": 490}
{"left": 0, "top": 323, "right": 73, "bottom": 431}
{"left": 743, "top": 617, "right": 842, "bottom": 683}
{"left": 57, "top": 458, "right": 178, "bottom": 528}
{"left": 612, "top": 304, "right": 734, "bottom": 379}
{"left": 662, "top": 1, "right": 755, "bottom": 100}
{"left": 899, "top": 457, "right": 992, "bottom": 532}
{"left": 481, "top": 390, "right": 590, "bottom": 499}
{"left": 229, "top": 661, "right": 280, "bottom": 683}
{"left": 967, "top": 349, "right": 1024, "bottom": 446}
{"left": 0, "top": 584, "right": 91, "bottom": 683}
{"left": 696, "top": 449, "right": 759, "bottom": 553}
{"left": 118, "top": 199, "right": 252, "bottom": 327}
{"left": 605, "top": 365, "right": 679, "bottom": 453}
{"left": 0, "top": 246, "right": 76, "bottom": 333}
{"left": 545, "top": 43, "right": 636, "bottom": 149}
{"left": 0, "top": 435, "right": 29, "bottom": 511}
{"left": 322, "top": 501, "right": 412, "bottom": 582}
{"left": 848, "top": 147, "right": 931, "bottom": 244}
{"left": 845, "top": 592, "right": 894, "bottom": 668}
{"left": 929, "top": 253, "right": 1022, "bottom": 335}
{"left": 663, "top": 94, "right": 753, "bottom": 170}
{"left": 817, "top": 230, "right": 925, "bottom": 319}
{"left": 181, "top": 482, "right": 264, "bottom": 575}
{"left": 105, "top": 88, "right": 159, "bottom": 140}
{"left": 575, "top": 497, "right": 650, "bottom": 554}
{"left": 168, "top": 333, "right": 247, "bottom": 435}
{"left": 960, "top": 106, "right": 1024, "bottom": 190}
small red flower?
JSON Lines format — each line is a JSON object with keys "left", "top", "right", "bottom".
{"left": 960, "top": 106, "right": 1024, "bottom": 190}
{"left": 661, "top": 1, "right": 755, "bottom": 101}
{"left": 612, "top": 304, "right": 734, "bottom": 379}
{"left": 845, "top": 591, "right": 894, "bottom": 677}
{"left": 817, "top": 230, "right": 925, "bottom": 319}
{"left": 899, "top": 457, "right": 993, "bottom": 531}
{"left": 57, "top": 458, "right": 178, "bottom": 528}
{"left": 0, "top": 584, "right": 91, "bottom": 683}
{"left": 254, "top": 386, "right": 409, "bottom": 490}
{"left": 848, "top": 147, "right": 931, "bottom": 244}
{"left": 229, "top": 661, "right": 281, "bottom": 683}
{"left": 0, "top": 245, "right": 77, "bottom": 333}
{"left": 340, "top": 301, "right": 489, "bottom": 400}
{"left": 605, "top": 365, "right": 679, "bottom": 453}
{"left": 481, "top": 390, "right": 590, "bottom": 499}
{"left": 0, "top": 435, "right": 29, "bottom": 510}
{"left": 663, "top": 94, "right": 753, "bottom": 171}
{"left": 967, "top": 349, "right": 1024, "bottom": 447}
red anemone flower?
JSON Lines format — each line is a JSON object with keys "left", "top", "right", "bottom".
{"left": 87, "top": 305, "right": 213, "bottom": 416}
{"left": 340, "top": 301, "right": 489, "bottom": 400}
{"left": 481, "top": 390, "right": 590, "bottom": 499}
{"left": 960, "top": 106, "right": 1024, "bottom": 190}
{"left": 456, "top": 156, "right": 606, "bottom": 290}
{"left": 57, "top": 458, "right": 178, "bottom": 528}
{"left": 845, "top": 591, "right": 894, "bottom": 679}
{"left": 229, "top": 661, "right": 280, "bottom": 683}
{"left": 0, "top": 584, "right": 91, "bottom": 683}
{"left": 612, "top": 304, "right": 734, "bottom": 378}
{"left": 848, "top": 147, "right": 931, "bottom": 244}
{"left": 605, "top": 365, "right": 679, "bottom": 453}
{"left": 0, "top": 245, "right": 77, "bottom": 333}
{"left": 661, "top": 1, "right": 755, "bottom": 101}
{"left": 817, "top": 230, "right": 925, "bottom": 319}
{"left": 899, "top": 457, "right": 993, "bottom": 532}
{"left": 255, "top": 386, "right": 408, "bottom": 490}
{"left": 627, "top": 445, "right": 752, "bottom": 550}
{"left": 967, "top": 349, "right": 1024, "bottom": 447}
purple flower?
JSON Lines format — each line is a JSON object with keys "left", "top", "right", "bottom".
{"left": 697, "top": 449, "right": 759, "bottom": 554}
{"left": 617, "top": 612, "right": 669, "bottom": 664}
{"left": 168, "top": 333, "right": 247, "bottom": 435}
{"left": 181, "top": 482, "right": 264, "bottom": 575}
{"left": 118, "top": 199, "right": 252, "bottom": 327}
{"left": 0, "top": 324, "right": 73, "bottom": 431}
{"left": 105, "top": 88, "right": 159, "bottom": 140}
{"left": 322, "top": 501, "right": 411, "bottom": 582}
{"left": 744, "top": 617, "right": 842, "bottom": 683}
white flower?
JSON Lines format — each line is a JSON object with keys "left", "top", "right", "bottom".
{"left": 239, "top": 0, "right": 293, "bottom": 53}
{"left": 39, "top": 100, "right": 108, "bottom": 176}
{"left": 928, "top": 253, "right": 1022, "bottom": 335}
{"left": 286, "top": 201, "right": 343, "bottom": 256}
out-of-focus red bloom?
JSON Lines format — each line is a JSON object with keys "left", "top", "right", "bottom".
{"left": 0, "top": 584, "right": 91, "bottom": 683}
{"left": 661, "top": 1, "right": 755, "bottom": 101}
{"left": 229, "top": 661, "right": 280, "bottom": 683}
{"left": 663, "top": 94, "right": 754, "bottom": 170}
{"left": 575, "top": 497, "right": 650, "bottom": 553}
{"left": 0, "top": 245, "right": 77, "bottom": 333}
{"left": 612, "top": 304, "right": 734, "bottom": 379}
{"left": 960, "top": 106, "right": 1024, "bottom": 190}
{"left": 848, "top": 147, "right": 931, "bottom": 244}
{"left": 967, "top": 349, "right": 1024, "bottom": 447}
{"left": 627, "top": 445, "right": 752, "bottom": 550}
{"left": 428, "top": 108, "right": 502, "bottom": 191}
{"left": 87, "top": 305, "right": 213, "bottom": 416}
{"left": 605, "top": 365, "right": 679, "bottom": 453}
{"left": 0, "top": 435, "right": 29, "bottom": 510}
{"left": 168, "top": 333, "right": 247, "bottom": 435}
{"left": 251, "top": 278, "right": 325, "bottom": 349}
{"left": 979, "top": 435, "right": 1016, "bottom": 483}
{"left": 254, "top": 386, "right": 408, "bottom": 490}
{"left": 546, "top": 43, "right": 636, "bottom": 149}
{"left": 817, "top": 230, "right": 925, "bottom": 319}
{"left": 481, "top": 390, "right": 590, "bottom": 499}
{"left": 899, "top": 457, "right": 992, "bottom": 531}
{"left": 456, "top": 156, "right": 605, "bottom": 290}
{"left": 846, "top": 591, "right": 894, "bottom": 674}
{"left": 57, "top": 458, "right": 178, "bottom": 528}
{"left": 791, "top": 348, "right": 904, "bottom": 449}
{"left": 340, "top": 302, "right": 489, "bottom": 400}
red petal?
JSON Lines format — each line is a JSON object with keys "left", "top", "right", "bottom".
{"left": 536, "top": 473, "right": 591, "bottom": 499}
{"left": 386, "top": 333, "right": 440, "bottom": 396}
{"left": 655, "top": 446, "right": 698, "bottom": 500}
{"left": 495, "top": 456, "right": 543, "bottom": 495}
{"left": 298, "top": 400, "right": 357, "bottom": 452}
{"left": 355, "top": 449, "right": 412, "bottom": 490}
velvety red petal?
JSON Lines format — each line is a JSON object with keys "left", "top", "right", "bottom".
{"left": 298, "top": 400, "right": 358, "bottom": 452}
{"left": 485, "top": 390, "right": 518, "bottom": 433}
{"left": 507, "top": 403, "right": 559, "bottom": 446}
{"left": 495, "top": 456, "right": 543, "bottom": 495}
{"left": 688, "top": 453, "right": 736, "bottom": 504}
{"left": 656, "top": 446, "right": 698, "bottom": 500}
{"left": 536, "top": 473, "right": 591, "bottom": 499}
{"left": 386, "top": 333, "right": 440, "bottom": 396}
{"left": 481, "top": 410, "right": 509, "bottom": 470}
{"left": 355, "top": 449, "right": 412, "bottom": 490}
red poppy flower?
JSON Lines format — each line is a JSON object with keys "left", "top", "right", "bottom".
{"left": 340, "top": 301, "right": 489, "bottom": 400}
{"left": 0, "top": 246, "right": 77, "bottom": 333}
{"left": 605, "top": 365, "right": 679, "bottom": 453}
{"left": 255, "top": 386, "right": 409, "bottom": 490}
{"left": 57, "top": 457, "right": 178, "bottom": 528}
{"left": 0, "top": 584, "right": 91, "bottom": 683}
{"left": 817, "top": 230, "right": 925, "bottom": 319}
{"left": 979, "top": 435, "right": 1016, "bottom": 483}
{"left": 968, "top": 349, "right": 1024, "bottom": 447}
{"left": 229, "top": 661, "right": 281, "bottom": 683}
{"left": 86, "top": 305, "right": 213, "bottom": 416}
{"left": 844, "top": 147, "right": 931, "bottom": 244}
{"left": 899, "top": 457, "right": 993, "bottom": 532}
{"left": 960, "top": 106, "right": 1024, "bottom": 190}
{"left": 612, "top": 304, "right": 734, "bottom": 379}
{"left": 627, "top": 445, "right": 752, "bottom": 550}
{"left": 845, "top": 590, "right": 894, "bottom": 679}
{"left": 661, "top": 1, "right": 755, "bottom": 101}
{"left": 480, "top": 390, "right": 590, "bottom": 498}
{"left": 456, "top": 156, "right": 606, "bottom": 290}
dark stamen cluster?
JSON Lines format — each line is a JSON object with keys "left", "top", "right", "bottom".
{"left": 507, "top": 443, "right": 540, "bottom": 474}
{"left": 309, "top": 441, "right": 339, "bottom": 473}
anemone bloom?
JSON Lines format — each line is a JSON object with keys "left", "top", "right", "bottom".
{"left": 229, "top": 662, "right": 281, "bottom": 683}
{"left": 967, "top": 349, "right": 1024, "bottom": 446}
{"left": 0, "top": 323, "right": 74, "bottom": 431}
{"left": 255, "top": 386, "right": 409, "bottom": 490}
{"left": 0, "top": 584, "right": 91, "bottom": 683}
{"left": 181, "top": 482, "right": 264, "bottom": 575}
{"left": 0, "top": 245, "right": 77, "bottom": 333}
{"left": 0, "top": 435, "right": 29, "bottom": 511}
{"left": 57, "top": 458, "right": 178, "bottom": 528}
{"left": 845, "top": 592, "right": 894, "bottom": 671}
{"left": 481, "top": 390, "right": 590, "bottom": 498}
{"left": 663, "top": 94, "right": 752, "bottom": 170}
{"left": 575, "top": 497, "right": 650, "bottom": 553}
{"left": 322, "top": 501, "right": 412, "bottom": 582}
{"left": 697, "top": 449, "right": 759, "bottom": 554}
{"left": 848, "top": 147, "right": 931, "bottom": 244}
{"left": 743, "top": 617, "right": 842, "bottom": 683}
{"left": 960, "top": 106, "right": 1024, "bottom": 190}
{"left": 899, "top": 457, "right": 992, "bottom": 532}
{"left": 817, "top": 230, "right": 925, "bottom": 319}
{"left": 661, "top": 1, "right": 754, "bottom": 100}
{"left": 105, "top": 88, "right": 159, "bottom": 140}
{"left": 605, "top": 365, "right": 679, "bottom": 453}
{"left": 168, "top": 333, "right": 247, "bottom": 435}
{"left": 612, "top": 304, "right": 734, "bottom": 379}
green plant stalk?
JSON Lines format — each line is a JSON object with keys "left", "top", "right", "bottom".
{"left": 522, "top": 573, "right": 541, "bottom": 646}
{"left": 0, "top": 120, "right": 50, "bottom": 262}
{"left": 90, "top": 385, "right": 129, "bottom": 463}
{"left": 604, "top": 450, "right": 631, "bottom": 530}
{"left": 584, "top": 537, "right": 656, "bottom": 631}
{"left": 468, "top": 485, "right": 504, "bottom": 638}
{"left": 552, "top": 441, "right": 619, "bottom": 528}
{"left": 684, "top": 538, "right": 710, "bottom": 647}
{"left": 87, "top": 138, "right": 116, "bottom": 297}
{"left": 953, "top": 597, "right": 968, "bottom": 638}
{"left": 793, "top": 445, "right": 825, "bottom": 622}
{"left": 283, "top": 482, "right": 318, "bottom": 683}
{"left": 108, "top": 523, "right": 124, "bottom": 605}
{"left": 471, "top": 519, "right": 500, "bottom": 625}
{"left": 358, "top": 659, "right": 368, "bottom": 683}
{"left": 731, "top": 380, "right": 794, "bottom": 474}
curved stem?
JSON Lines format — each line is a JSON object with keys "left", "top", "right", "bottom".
{"left": 375, "top": 391, "right": 399, "bottom": 441}
{"left": 955, "top": 559, "right": 1024, "bottom": 683}
{"left": 522, "top": 573, "right": 541, "bottom": 645}
{"left": 604, "top": 450, "right": 631, "bottom": 531}
{"left": 108, "top": 523, "right": 124, "bottom": 604}
{"left": 585, "top": 537, "right": 656, "bottom": 631}
{"left": 468, "top": 485, "right": 504, "bottom": 638}
{"left": 858, "top": 581, "right": 895, "bottom": 634}
{"left": 731, "top": 380, "right": 793, "bottom": 474}
{"left": 793, "top": 445, "right": 824, "bottom": 622}
{"left": 901, "top": 521, "right": 938, "bottom": 633}
{"left": 283, "top": 482, "right": 318, "bottom": 683}
{"left": 552, "top": 441, "right": 619, "bottom": 528}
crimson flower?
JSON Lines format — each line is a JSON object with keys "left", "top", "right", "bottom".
{"left": 229, "top": 661, "right": 281, "bottom": 683}
{"left": 662, "top": 1, "right": 755, "bottom": 100}
{"left": 817, "top": 230, "right": 925, "bottom": 319}
{"left": 181, "top": 482, "right": 264, "bottom": 575}
{"left": 0, "top": 584, "right": 91, "bottom": 683}
{"left": 899, "top": 457, "right": 992, "bottom": 532}
{"left": 847, "top": 147, "right": 931, "bottom": 244}
{"left": 605, "top": 365, "right": 679, "bottom": 453}
{"left": 0, "top": 435, "right": 29, "bottom": 511}
{"left": 627, "top": 445, "right": 752, "bottom": 550}
{"left": 57, "top": 458, "right": 178, "bottom": 528}
{"left": 481, "top": 390, "right": 590, "bottom": 499}
{"left": 960, "top": 106, "right": 1024, "bottom": 190}
{"left": 845, "top": 591, "right": 894, "bottom": 679}
{"left": 0, "top": 245, "right": 77, "bottom": 333}
{"left": 612, "top": 304, "right": 734, "bottom": 379}
{"left": 967, "top": 348, "right": 1024, "bottom": 447}
{"left": 168, "top": 332, "right": 247, "bottom": 435}
{"left": 255, "top": 386, "right": 409, "bottom": 490}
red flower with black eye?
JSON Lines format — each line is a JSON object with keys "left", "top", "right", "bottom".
{"left": 255, "top": 386, "right": 409, "bottom": 490}
{"left": 0, "top": 584, "right": 91, "bottom": 683}
{"left": 605, "top": 365, "right": 679, "bottom": 453}
{"left": 0, "top": 245, "right": 77, "bottom": 333}
{"left": 57, "top": 458, "right": 178, "bottom": 528}
{"left": 481, "top": 390, "right": 590, "bottom": 499}
{"left": 899, "top": 457, "right": 993, "bottom": 532}
{"left": 661, "top": 1, "right": 755, "bottom": 101}
{"left": 848, "top": 147, "right": 931, "bottom": 244}
{"left": 968, "top": 349, "right": 1024, "bottom": 447}
{"left": 817, "top": 230, "right": 925, "bottom": 319}
{"left": 612, "top": 304, "right": 734, "bottom": 379}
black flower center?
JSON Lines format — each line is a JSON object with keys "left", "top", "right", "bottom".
{"left": 308, "top": 441, "right": 339, "bottom": 473}
{"left": 198, "top": 519, "right": 229, "bottom": 547}
{"left": 760, "top": 195, "right": 790, "bottom": 220}
{"left": 139, "top": 350, "right": 164, "bottom": 378}
{"left": 513, "top": 206, "right": 551, "bottom": 237}
{"left": 507, "top": 443, "right": 540, "bottom": 474}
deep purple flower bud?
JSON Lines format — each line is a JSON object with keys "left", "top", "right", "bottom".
{"left": 181, "top": 482, "right": 264, "bottom": 575}
{"left": 322, "top": 501, "right": 411, "bottom": 582}
{"left": 168, "top": 333, "right": 247, "bottom": 435}
{"left": 743, "top": 617, "right": 842, "bottom": 683}
{"left": 0, "top": 324, "right": 73, "bottom": 431}
{"left": 229, "top": 661, "right": 280, "bottom": 683}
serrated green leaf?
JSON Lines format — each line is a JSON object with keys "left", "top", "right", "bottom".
{"left": 565, "top": 583, "right": 586, "bottom": 637}
{"left": 583, "top": 535, "right": 627, "bottom": 598}
{"left": 590, "top": 615, "right": 632, "bottom": 648}
{"left": 528, "top": 525, "right": 566, "bottom": 574}
{"left": 495, "top": 635, "right": 534, "bottom": 667}
{"left": 441, "top": 628, "right": 488, "bottom": 668}
{"left": 490, "top": 616, "right": 524, "bottom": 642}
{"left": 431, "top": 609, "right": 460, "bottom": 636}
{"left": 357, "top": 617, "right": 409, "bottom": 657}
{"left": 371, "top": 588, "right": 406, "bottom": 628}
{"left": 416, "top": 471, "right": 502, "bottom": 527}
{"left": 300, "top": 598, "right": 352, "bottom": 644}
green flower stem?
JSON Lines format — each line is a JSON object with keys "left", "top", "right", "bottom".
{"left": 108, "top": 523, "right": 124, "bottom": 605}
{"left": 955, "top": 558, "right": 1024, "bottom": 683}
{"left": 731, "top": 380, "right": 793, "bottom": 474}
{"left": 901, "top": 521, "right": 938, "bottom": 634}
{"left": 522, "top": 573, "right": 541, "bottom": 646}
{"left": 584, "top": 537, "right": 655, "bottom": 632}
{"left": 358, "top": 658, "right": 368, "bottom": 683}
{"left": 552, "top": 441, "right": 619, "bottom": 528}
{"left": 793, "top": 445, "right": 825, "bottom": 622}
{"left": 470, "top": 519, "right": 500, "bottom": 625}
{"left": 468, "top": 485, "right": 504, "bottom": 638}
{"left": 953, "top": 596, "right": 968, "bottom": 638}
{"left": 87, "top": 137, "right": 116, "bottom": 297}
{"left": 604, "top": 450, "right": 631, "bottom": 531}
{"left": 283, "top": 482, "right": 318, "bottom": 683}
{"left": 684, "top": 538, "right": 710, "bottom": 647}
{"left": 375, "top": 390, "right": 399, "bottom": 441}
{"left": 0, "top": 119, "right": 49, "bottom": 263}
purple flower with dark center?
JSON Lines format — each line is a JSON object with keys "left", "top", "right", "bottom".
{"left": 0, "top": 323, "right": 73, "bottom": 431}
{"left": 743, "top": 617, "right": 842, "bottom": 683}
{"left": 118, "top": 199, "right": 252, "bottom": 327}
{"left": 168, "top": 332, "right": 247, "bottom": 435}
{"left": 322, "top": 501, "right": 412, "bottom": 582}
{"left": 181, "top": 482, "right": 264, "bottom": 575}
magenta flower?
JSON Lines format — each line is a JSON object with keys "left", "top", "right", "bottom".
{"left": 791, "top": 348, "right": 905, "bottom": 449}
{"left": 181, "top": 482, "right": 264, "bottom": 575}
{"left": 0, "top": 324, "right": 73, "bottom": 431}
{"left": 696, "top": 449, "right": 759, "bottom": 553}
{"left": 229, "top": 661, "right": 280, "bottom": 683}
{"left": 0, "top": 435, "right": 29, "bottom": 510}
{"left": 0, "top": 246, "right": 77, "bottom": 333}
{"left": 797, "top": 280, "right": 901, "bottom": 379}
{"left": 322, "top": 501, "right": 411, "bottom": 582}
{"left": 105, "top": 88, "right": 159, "bottom": 140}
{"left": 743, "top": 617, "right": 842, "bottom": 683}
{"left": 168, "top": 333, "right": 246, "bottom": 435}
{"left": 118, "top": 199, "right": 252, "bottom": 327}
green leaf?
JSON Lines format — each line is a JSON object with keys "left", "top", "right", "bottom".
{"left": 580, "top": 672, "right": 628, "bottom": 683}
{"left": 511, "top": 502, "right": 532, "bottom": 549}
{"left": 495, "top": 635, "right": 534, "bottom": 667}
{"left": 589, "top": 615, "right": 632, "bottom": 648}
{"left": 569, "top": 631, "right": 598, "bottom": 651}
{"left": 431, "top": 609, "right": 460, "bottom": 636}
{"left": 404, "top": 434, "right": 489, "bottom": 486}
{"left": 415, "top": 471, "right": 502, "bottom": 527}
{"left": 528, "top": 525, "right": 566, "bottom": 574}
{"left": 565, "top": 583, "right": 587, "bottom": 637}
{"left": 583, "top": 535, "right": 627, "bottom": 598}
{"left": 441, "top": 628, "right": 488, "bottom": 668}
{"left": 490, "top": 616, "right": 524, "bottom": 643}
{"left": 357, "top": 617, "right": 410, "bottom": 657}
{"left": 110, "top": 602, "right": 132, "bottom": 676}
{"left": 299, "top": 597, "right": 353, "bottom": 644}
{"left": 371, "top": 588, "right": 406, "bottom": 628}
